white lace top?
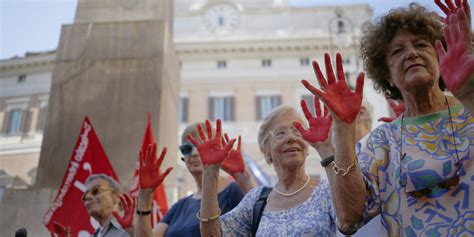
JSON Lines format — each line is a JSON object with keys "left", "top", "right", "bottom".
{"left": 221, "top": 179, "right": 337, "bottom": 237}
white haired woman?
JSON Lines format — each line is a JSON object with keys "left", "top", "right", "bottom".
{"left": 190, "top": 106, "right": 337, "bottom": 236}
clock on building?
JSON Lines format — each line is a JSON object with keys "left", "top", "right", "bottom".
{"left": 202, "top": 3, "right": 240, "bottom": 34}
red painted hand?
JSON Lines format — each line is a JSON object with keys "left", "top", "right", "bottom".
{"left": 435, "top": 0, "right": 471, "bottom": 27}
{"left": 436, "top": 4, "right": 474, "bottom": 93}
{"left": 293, "top": 97, "right": 332, "bottom": 143}
{"left": 112, "top": 193, "right": 135, "bottom": 229}
{"left": 139, "top": 143, "right": 173, "bottom": 190}
{"left": 51, "top": 222, "right": 70, "bottom": 237}
{"left": 187, "top": 119, "right": 236, "bottom": 165}
{"left": 221, "top": 134, "right": 245, "bottom": 175}
{"left": 301, "top": 53, "right": 364, "bottom": 124}
{"left": 378, "top": 97, "right": 405, "bottom": 123}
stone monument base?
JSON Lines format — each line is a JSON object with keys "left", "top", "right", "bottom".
{"left": 0, "top": 188, "right": 56, "bottom": 236}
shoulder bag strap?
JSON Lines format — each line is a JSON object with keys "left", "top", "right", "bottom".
{"left": 251, "top": 186, "right": 272, "bottom": 237}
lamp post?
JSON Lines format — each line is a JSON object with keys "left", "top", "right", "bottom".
{"left": 328, "top": 8, "right": 359, "bottom": 86}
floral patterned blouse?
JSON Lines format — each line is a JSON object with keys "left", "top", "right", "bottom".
{"left": 220, "top": 179, "right": 336, "bottom": 237}
{"left": 356, "top": 104, "right": 474, "bottom": 236}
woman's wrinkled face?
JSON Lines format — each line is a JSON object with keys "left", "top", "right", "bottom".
{"left": 385, "top": 30, "right": 440, "bottom": 96}
{"left": 266, "top": 113, "right": 308, "bottom": 168}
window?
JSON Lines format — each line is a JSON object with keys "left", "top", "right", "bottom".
{"left": 36, "top": 106, "right": 48, "bottom": 131}
{"left": 300, "top": 58, "right": 310, "bottom": 66}
{"left": 5, "top": 109, "right": 23, "bottom": 135}
{"left": 337, "top": 20, "right": 346, "bottom": 34}
{"left": 209, "top": 97, "right": 234, "bottom": 121}
{"left": 17, "top": 75, "right": 26, "bottom": 84}
{"left": 217, "top": 60, "right": 227, "bottom": 69}
{"left": 300, "top": 95, "right": 316, "bottom": 114}
{"left": 256, "top": 95, "right": 281, "bottom": 120}
{"left": 178, "top": 97, "right": 188, "bottom": 123}
{"left": 262, "top": 59, "right": 272, "bottom": 68}
{"left": 0, "top": 186, "right": 4, "bottom": 202}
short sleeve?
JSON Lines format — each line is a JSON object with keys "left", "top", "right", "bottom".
{"left": 161, "top": 197, "right": 183, "bottom": 225}
{"left": 356, "top": 128, "right": 387, "bottom": 227}
{"left": 220, "top": 186, "right": 263, "bottom": 236}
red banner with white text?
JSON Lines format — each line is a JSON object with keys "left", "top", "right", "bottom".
{"left": 43, "top": 117, "right": 119, "bottom": 236}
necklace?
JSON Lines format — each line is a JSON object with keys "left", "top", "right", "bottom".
{"left": 273, "top": 175, "right": 311, "bottom": 197}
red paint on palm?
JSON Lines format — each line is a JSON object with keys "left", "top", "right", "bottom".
{"left": 139, "top": 144, "right": 173, "bottom": 190}
{"left": 187, "top": 119, "right": 236, "bottom": 165}
{"left": 302, "top": 53, "right": 364, "bottom": 124}
{"left": 435, "top": 0, "right": 471, "bottom": 26}
{"left": 221, "top": 134, "right": 245, "bottom": 175}
{"left": 112, "top": 193, "right": 135, "bottom": 229}
{"left": 436, "top": 5, "right": 474, "bottom": 93}
{"left": 294, "top": 97, "right": 332, "bottom": 143}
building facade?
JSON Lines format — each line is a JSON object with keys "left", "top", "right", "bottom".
{"left": 0, "top": 0, "right": 388, "bottom": 202}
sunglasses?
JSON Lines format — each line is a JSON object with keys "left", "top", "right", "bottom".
{"left": 400, "top": 157, "right": 461, "bottom": 198}
{"left": 81, "top": 185, "right": 116, "bottom": 202}
{"left": 399, "top": 153, "right": 461, "bottom": 198}
{"left": 179, "top": 143, "right": 194, "bottom": 158}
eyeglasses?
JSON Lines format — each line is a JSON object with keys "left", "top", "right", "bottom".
{"left": 401, "top": 159, "right": 461, "bottom": 198}
{"left": 82, "top": 185, "right": 116, "bottom": 202}
{"left": 270, "top": 126, "right": 302, "bottom": 141}
{"left": 179, "top": 143, "right": 194, "bottom": 158}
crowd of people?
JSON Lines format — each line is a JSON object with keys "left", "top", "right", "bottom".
{"left": 48, "top": 0, "right": 473, "bottom": 236}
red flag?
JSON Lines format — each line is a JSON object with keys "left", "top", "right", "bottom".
{"left": 43, "top": 117, "right": 120, "bottom": 236}
{"left": 130, "top": 113, "right": 169, "bottom": 226}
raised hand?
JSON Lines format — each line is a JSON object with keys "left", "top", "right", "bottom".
{"left": 187, "top": 119, "right": 236, "bottom": 165}
{"left": 221, "top": 134, "right": 245, "bottom": 175}
{"left": 435, "top": 0, "right": 471, "bottom": 26}
{"left": 294, "top": 97, "right": 332, "bottom": 143}
{"left": 301, "top": 53, "right": 364, "bottom": 124}
{"left": 51, "top": 222, "right": 70, "bottom": 237}
{"left": 435, "top": 5, "right": 474, "bottom": 94}
{"left": 139, "top": 143, "right": 173, "bottom": 190}
{"left": 378, "top": 97, "right": 405, "bottom": 122}
{"left": 112, "top": 193, "right": 136, "bottom": 229}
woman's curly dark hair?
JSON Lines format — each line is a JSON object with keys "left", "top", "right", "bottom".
{"left": 360, "top": 3, "right": 446, "bottom": 100}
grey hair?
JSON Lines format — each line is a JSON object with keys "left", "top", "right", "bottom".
{"left": 85, "top": 174, "right": 124, "bottom": 193}
{"left": 181, "top": 122, "right": 207, "bottom": 144}
{"left": 257, "top": 105, "right": 306, "bottom": 163}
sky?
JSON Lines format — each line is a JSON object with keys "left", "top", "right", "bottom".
{"left": 0, "top": 0, "right": 469, "bottom": 60}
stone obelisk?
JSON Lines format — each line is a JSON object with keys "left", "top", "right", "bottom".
{"left": 0, "top": 0, "right": 179, "bottom": 235}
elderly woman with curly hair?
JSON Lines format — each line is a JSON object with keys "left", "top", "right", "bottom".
{"left": 301, "top": 0, "right": 474, "bottom": 236}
